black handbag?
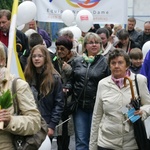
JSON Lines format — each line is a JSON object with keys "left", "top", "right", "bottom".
{"left": 134, "top": 75, "right": 150, "bottom": 150}
{"left": 62, "top": 64, "right": 90, "bottom": 116}
{"left": 62, "top": 83, "right": 87, "bottom": 117}
{"left": 62, "top": 94, "right": 78, "bottom": 117}
{"left": 12, "top": 78, "right": 48, "bottom": 150}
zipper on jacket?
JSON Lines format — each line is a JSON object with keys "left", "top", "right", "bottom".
{"left": 82, "top": 63, "right": 91, "bottom": 108}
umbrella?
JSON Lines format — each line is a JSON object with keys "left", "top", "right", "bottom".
{"left": 124, "top": 76, "right": 150, "bottom": 150}
{"left": 60, "top": 94, "right": 69, "bottom": 150}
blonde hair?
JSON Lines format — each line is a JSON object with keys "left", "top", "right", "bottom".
{"left": 113, "top": 24, "right": 122, "bottom": 35}
{"left": 0, "top": 42, "right": 6, "bottom": 67}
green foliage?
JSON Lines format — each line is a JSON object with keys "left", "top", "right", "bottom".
{"left": 0, "top": 90, "right": 15, "bottom": 109}
{"left": 0, "top": 0, "right": 13, "bottom": 11}
{"left": 0, "top": 0, "right": 22, "bottom": 11}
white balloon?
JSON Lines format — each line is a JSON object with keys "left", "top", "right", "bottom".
{"left": 17, "top": 1, "right": 37, "bottom": 26}
{"left": 68, "top": 26, "right": 82, "bottom": 40}
{"left": 38, "top": 136, "right": 51, "bottom": 150}
{"left": 76, "top": 10, "right": 93, "bottom": 32}
{"left": 62, "top": 10, "right": 75, "bottom": 26}
{"left": 17, "top": 24, "right": 25, "bottom": 31}
{"left": 142, "top": 41, "right": 150, "bottom": 59}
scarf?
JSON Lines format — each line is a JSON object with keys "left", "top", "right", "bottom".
{"left": 111, "top": 69, "right": 131, "bottom": 88}
{"left": 82, "top": 49, "right": 103, "bottom": 63}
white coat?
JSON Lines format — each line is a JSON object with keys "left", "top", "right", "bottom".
{"left": 90, "top": 72, "right": 150, "bottom": 150}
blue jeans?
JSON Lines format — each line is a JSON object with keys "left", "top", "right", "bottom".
{"left": 73, "top": 108, "right": 93, "bottom": 150}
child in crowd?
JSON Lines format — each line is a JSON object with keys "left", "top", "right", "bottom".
{"left": 129, "top": 48, "right": 143, "bottom": 74}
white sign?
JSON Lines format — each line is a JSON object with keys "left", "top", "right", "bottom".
{"left": 32, "top": 0, "right": 127, "bottom": 24}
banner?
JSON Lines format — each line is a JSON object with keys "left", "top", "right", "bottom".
{"left": 7, "top": 0, "right": 25, "bottom": 80}
{"left": 32, "top": 0, "right": 127, "bottom": 24}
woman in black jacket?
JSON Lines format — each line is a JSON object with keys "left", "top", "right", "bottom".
{"left": 24, "top": 44, "right": 64, "bottom": 139}
{"left": 66, "top": 32, "right": 110, "bottom": 150}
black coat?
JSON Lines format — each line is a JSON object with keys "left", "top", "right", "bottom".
{"left": 138, "top": 31, "right": 150, "bottom": 49}
{"left": 128, "top": 29, "right": 141, "bottom": 48}
{"left": 16, "top": 29, "right": 30, "bottom": 70}
{"left": 30, "top": 74, "right": 64, "bottom": 130}
{"left": 66, "top": 55, "right": 110, "bottom": 111}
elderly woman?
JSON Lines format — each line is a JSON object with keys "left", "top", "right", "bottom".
{"left": 66, "top": 32, "right": 110, "bottom": 150}
{"left": 90, "top": 49, "right": 150, "bottom": 150}
{"left": 53, "top": 36, "right": 79, "bottom": 150}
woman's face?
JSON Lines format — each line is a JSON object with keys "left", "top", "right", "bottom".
{"left": 56, "top": 45, "right": 69, "bottom": 59}
{"left": 85, "top": 39, "right": 101, "bottom": 56}
{"left": 110, "top": 56, "right": 128, "bottom": 79}
{"left": 98, "top": 33, "right": 108, "bottom": 46}
{"left": 32, "top": 48, "right": 45, "bottom": 72}
{"left": 119, "top": 38, "right": 129, "bottom": 46}
{"left": 131, "top": 58, "right": 143, "bottom": 67}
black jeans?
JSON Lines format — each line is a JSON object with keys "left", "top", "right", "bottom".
{"left": 98, "top": 146, "right": 114, "bottom": 150}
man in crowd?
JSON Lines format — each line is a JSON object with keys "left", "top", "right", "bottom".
{"left": 28, "top": 19, "right": 52, "bottom": 48}
{"left": 127, "top": 17, "right": 141, "bottom": 48}
{"left": 139, "top": 21, "right": 150, "bottom": 48}
{"left": 0, "top": 9, "right": 29, "bottom": 70}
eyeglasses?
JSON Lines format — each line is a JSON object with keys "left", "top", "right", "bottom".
{"left": 32, "top": 54, "right": 45, "bottom": 58}
{"left": 86, "top": 42, "right": 100, "bottom": 45}
{"left": 56, "top": 46, "right": 67, "bottom": 51}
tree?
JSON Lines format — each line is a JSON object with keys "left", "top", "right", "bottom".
{"left": 0, "top": 0, "right": 13, "bottom": 10}
{"left": 0, "top": 0, "right": 22, "bottom": 10}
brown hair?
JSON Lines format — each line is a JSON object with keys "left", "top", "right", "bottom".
{"left": 128, "top": 18, "right": 136, "bottom": 24}
{"left": 55, "top": 36, "right": 73, "bottom": 51}
{"left": 118, "top": 29, "right": 129, "bottom": 40}
{"left": 0, "top": 9, "right": 11, "bottom": 20}
{"left": 108, "top": 48, "right": 130, "bottom": 67}
{"left": 24, "top": 45, "right": 58, "bottom": 96}
{"left": 129, "top": 48, "right": 143, "bottom": 59}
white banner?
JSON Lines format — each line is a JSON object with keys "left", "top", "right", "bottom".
{"left": 32, "top": 0, "right": 127, "bottom": 24}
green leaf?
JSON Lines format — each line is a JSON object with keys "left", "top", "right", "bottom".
{"left": 0, "top": 90, "right": 14, "bottom": 109}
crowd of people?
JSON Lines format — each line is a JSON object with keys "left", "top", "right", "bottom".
{"left": 0, "top": 7, "right": 150, "bottom": 150}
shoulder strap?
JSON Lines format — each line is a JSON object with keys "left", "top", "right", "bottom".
{"left": 12, "top": 78, "right": 21, "bottom": 115}
{"left": 135, "top": 74, "right": 140, "bottom": 97}
{"left": 135, "top": 74, "right": 141, "bottom": 106}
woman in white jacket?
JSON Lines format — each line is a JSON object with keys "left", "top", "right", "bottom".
{"left": 90, "top": 49, "right": 150, "bottom": 150}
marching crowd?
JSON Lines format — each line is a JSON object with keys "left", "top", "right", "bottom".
{"left": 0, "top": 8, "right": 150, "bottom": 150}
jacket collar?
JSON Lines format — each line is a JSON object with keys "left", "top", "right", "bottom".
{"left": 108, "top": 71, "right": 135, "bottom": 91}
